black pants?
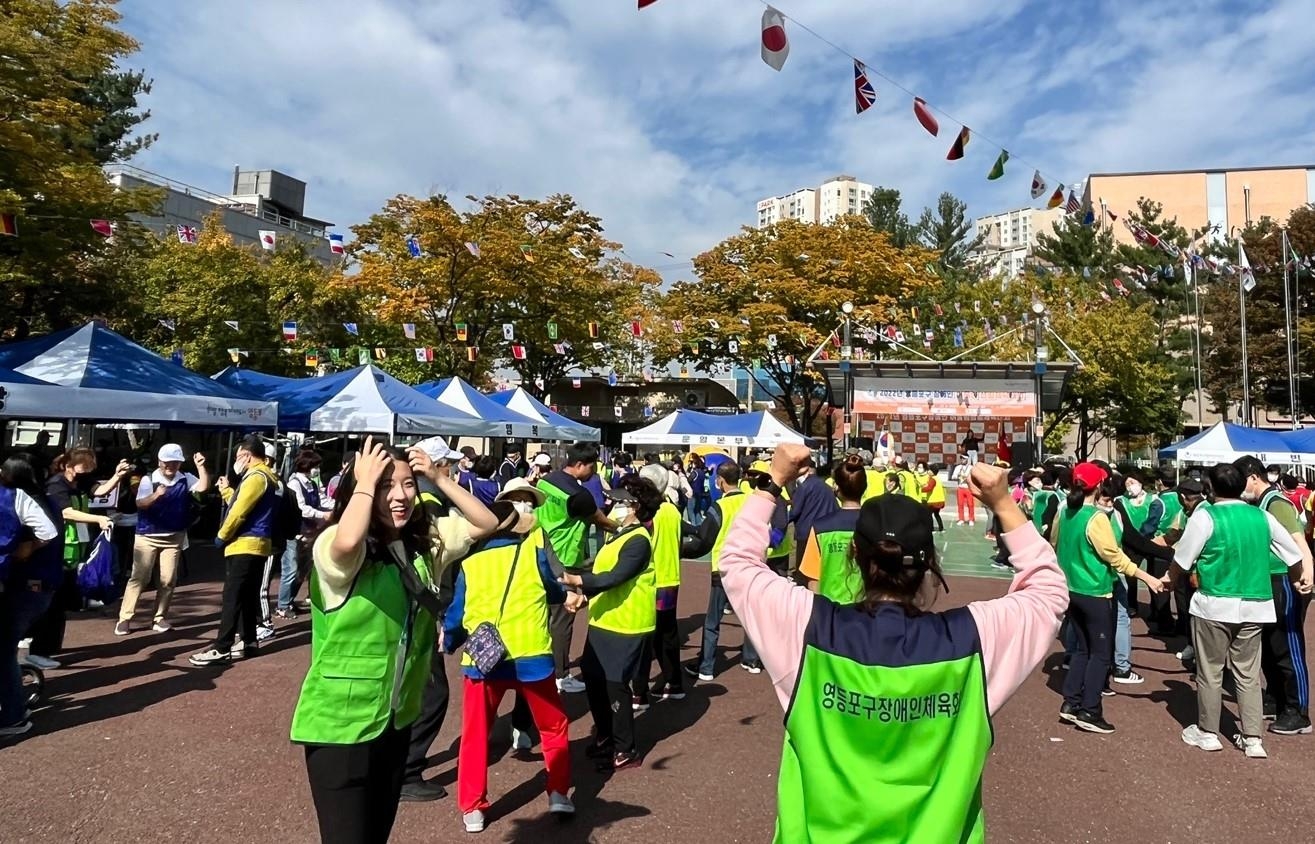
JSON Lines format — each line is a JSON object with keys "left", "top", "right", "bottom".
{"left": 581, "top": 636, "right": 637, "bottom": 755}
{"left": 28, "top": 568, "right": 76, "bottom": 657}
{"left": 1144, "top": 554, "right": 1176, "bottom": 632}
{"left": 930, "top": 508, "right": 944, "bottom": 531}
{"left": 1125, "top": 555, "right": 1144, "bottom": 615}
{"left": 403, "top": 648, "right": 450, "bottom": 782}
{"left": 1261, "top": 574, "right": 1311, "bottom": 716}
{"left": 213, "top": 553, "right": 264, "bottom": 652}
{"left": 648, "top": 603, "right": 683, "bottom": 696}
{"left": 1062, "top": 592, "right": 1115, "bottom": 716}
{"left": 550, "top": 602, "right": 574, "bottom": 680}
{"left": 305, "top": 722, "right": 411, "bottom": 844}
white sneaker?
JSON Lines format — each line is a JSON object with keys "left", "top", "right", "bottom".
{"left": 18, "top": 638, "right": 31, "bottom": 650}
{"left": 113, "top": 621, "right": 131, "bottom": 636}
{"left": 556, "top": 676, "right": 587, "bottom": 694}
{"left": 1234, "top": 734, "right": 1268, "bottom": 759}
{"left": 548, "top": 791, "right": 575, "bottom": 816}
{"left": 85, "top": 598, "right": 105, "bottom": 610}
{"left": 968, "top": 521, "right": 976, "bottom": 527}
{"left": 463, "top": 810, "right": 485, "bottom": 833}
{"left": 1181, "top": 725, "right": 1223, "bottom": 752}
{"left": 255, "top": 623, "right": 276, "bottom": 642}
{"left": 955, "top": 520, "right": 965, "bottom": 526}
{"left": 151, "top": 621, "right": 172, "bottom": 633}
{"left": 511, "top": 728, "right": 533, "bottom": 752}
{"left": 23, "top": 654, "right": 60, "bottom": 670}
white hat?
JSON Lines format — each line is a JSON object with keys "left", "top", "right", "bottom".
{"left": 413, "top": 436, "right": 462, "bottom": 463}
{"left": 639, "top": 463, "right": 669, "bottom": 494}
{"left": 532, "top": 452, "right": 552, "bottom": 467}
{"left": 157, "top": 443, "right": 186, "bottom": 464}
{"left": 495, "top": 477, "right": 546, "bottom": 506}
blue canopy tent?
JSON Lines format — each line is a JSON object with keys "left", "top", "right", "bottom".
{"left": 415, "top": 378, "right": 546, "bottom": 439}
{"left": 622, "top": 409, "right": 812, "bottom": 449}
{"left": 1159, "top": 421, "right": 1314, "bottom": 465}
{"left": 488, "top": 387, "right": 600, "bottom": 442}
{"left": 0, "top": 323, "right": 276, "bottom": 426}
{"left": 215, "top": 366, "right": 498, "bottom": 436}
{"left": 1279, "top": 427, "right": 1315, "bottom": 456}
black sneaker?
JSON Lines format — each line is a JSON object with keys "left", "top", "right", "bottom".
{"left": 1073, "top": 710, "right": 1116, "bottom": 734}
{"left": 584, "top": 739, "right": 615, "bottom": 760}
{"left": 1100, "top": 687, "right": 1115, "bottom": 698}
{"left": 683, "top": 663, "right": 713, "bottom": 683}
{"left": 1112, "top": 669, "right": 1145, "bottom": 685}
{"left": 399, "top": 778, "right": 448, "bottom": 802}
{"left": 598, "top": 750, "right": 642, "bottom": 773}
{"left": 1268, "top": 710, "right": 1313, "bottom": 736}
{"left": 1058, "top": 702, "right": 1078, "bottom": 723}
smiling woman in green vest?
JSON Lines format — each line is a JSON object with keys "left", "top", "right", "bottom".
{"left": 290, "top": 437, "right": 497, "bottom": 844}
{"left": 560, "top": 475, "right": 662, "bottom": 773}
{"left": 717, "top": 446, "right": 1070, "bottom": 843}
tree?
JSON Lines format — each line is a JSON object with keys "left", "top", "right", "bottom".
{"left": 350, "top": 193, "right": 648, "bottom": 393}
{"left": 74, "top": 67, "right": 157, "bottom": 163}
{"left": 863, "top": 187, "right": 914, "bottom": 248}
{"left": 654, "top": 218, "right": 936, "bottom": 433}
{"left": 916, "top": 192, "right": 985, "bottom": 271}
{"left": 0, "top": 0, "right": 160, "bottom": 338}
{"left": 1031, "top": 216, "right": 1120, "bottom": 278}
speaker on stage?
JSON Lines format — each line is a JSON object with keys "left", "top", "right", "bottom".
{"left": 1010, "top": 441, "right": 1035, "bottom": 469}
{"left": 849, "top": 436, "right": 874, "bottom": 452}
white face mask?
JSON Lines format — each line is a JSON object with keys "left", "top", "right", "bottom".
{"left": 232, "top": 458, "right": 247, "bottom": 476}
{"left": 1126, "top": 482, "right": 1142, "bottom": 498}
{"left": 611, "top": 505, "right": 632, "bottom": 524}
{"left": 1268, "top": 473, "right": 1280, "bottom": 484}
{"left": 512, "top": 501, "right": 535, "bottom": 515}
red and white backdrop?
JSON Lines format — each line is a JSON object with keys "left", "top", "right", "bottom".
{"left": 853, "top": 388, "right": 1033, "bottom": 467}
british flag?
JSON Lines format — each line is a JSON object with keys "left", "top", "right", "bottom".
{"left": 854, "top": 60, "right": 877, "bottom": 114}
{"left": 176, "top": 225, "right": 197, "bottom": 244}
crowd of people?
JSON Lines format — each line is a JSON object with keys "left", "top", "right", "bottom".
{"left": 1, "top": 430, "right": 1312, "bottom": 841}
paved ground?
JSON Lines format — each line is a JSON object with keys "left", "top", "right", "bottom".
{"left": 3, "top": 519, "right": 1313, "bottom": 843}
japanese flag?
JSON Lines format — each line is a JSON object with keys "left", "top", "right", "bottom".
{"left": 761, "top": 7, "right": 789, "bottom": 71}
{"left": 258, "top": 230, "right": 277, "bottom": 251}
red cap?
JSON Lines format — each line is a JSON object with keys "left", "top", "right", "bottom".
{"left": 1072, "top": 462, "right": 1109, "bottom": 490}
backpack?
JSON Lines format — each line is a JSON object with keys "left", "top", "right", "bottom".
{"left": 272, "top": 481, "right": 303, "bottom": 543}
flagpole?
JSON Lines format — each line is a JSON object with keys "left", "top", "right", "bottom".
{"left": 1283, "top": 228, "right": 1298, "bottom": 428}
{"left": 1239, "top": 239, "right": 1252, "bottom": 426}
{"left": 1191, "top": 264, "right": 1205, "bottom": 429}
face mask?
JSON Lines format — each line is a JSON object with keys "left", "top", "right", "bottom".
{"left": 1126, "top": 482, "right": 1142, "bottom": 498}
{"left": 512, "top": 501, "right": 535, "bottom": 515}
{"left": 1268, "top": 473, "right": 1279, "bottom": 483}
{"left": 459, "top": 459, "right": 473, "bottom": 471}
{"left": 232, "top": 459, "right": 247, "bottom": 476}
{"left": 310, "top": 467, "right": 321, "bottom": 479}
{"left": 611, "top": 505, "right": 632, "bottom": 523}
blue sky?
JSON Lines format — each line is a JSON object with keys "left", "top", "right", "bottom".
{"left": 117, "top": 0, "right": 1315, "bottom": 276}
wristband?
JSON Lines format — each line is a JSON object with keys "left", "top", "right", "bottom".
{"left": 352, "top": 491, "right": 375, "bottom": 498}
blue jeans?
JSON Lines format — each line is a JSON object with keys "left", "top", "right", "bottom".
{"left": 1113, "top": 576, "right": 1132, "bottom": 674}
{"left": 698, "top": 578, "right": 758, "bottom": 675}
{"left": 277, "top": 539, "right": 302, "bottom": 611}
{"left": 1, "top": 586, "right": 54, "bottom": 726}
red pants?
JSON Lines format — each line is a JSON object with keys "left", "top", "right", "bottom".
{"left": 458, "top": 675, "right": 571, "bottom": 813}
{"left": 956, "top": 485, "right": 975, "bottom": 523}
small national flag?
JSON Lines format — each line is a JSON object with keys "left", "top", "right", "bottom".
{"left": 343, "top": 322, "right": 359, "bottom": 336}
{"left": 177, "top": 225, "right": 198, "bottom": 244}
{"left": 406, "top": 236, "right": 421, "bottom": 258}
{"left": 572, "top": 377, "right": 582, "bottom": 388}
{"left": 511, "top": 344, "right": 527, "bottom": 360}
{"left": 580, "top": 405, "right": 591, "bottom": 418}
{"left": 643, "top": 405, "right": 654, "bottom": 418}
{"left": 593, "top": 341, "right": 605, "bottom": 351}
{"left": 330, "top": 348, "right": 341, "bottom": 361}
{"left": 466, "top": 346, "right": 478, "bottom": 362}
{"left": 1030, "top": 171, "right": 1046, "bottom": 199}
{"left": 358, "top": 348, "right": 370, "bottom": 365}
{"left": 414, "top": 347, "right": 433, "bottom": 362}
{"left": 519, "top": 244, "right": 535, "bottom": 263}
{"left": 760, "top": 6, "right": 790, "bottom": 71}
{"left": 502, "top": 323, "right": 515, "bottom": 341}
{"left": 1047, "top": 185, "right": 1065, "bottom": 209}
{"left": 455, "top": 322, "right": 468, "bottom": 342}
{"left": 547, "top": 321, "right": 559, "bottom": 340}
{"left": 630, "top": 320, "right": 643, "bottom": 338}
{"left": 679, "top": 365, "right": 690, "bottom": 378}
{"left": 1065, "top": 190, "right": 1080, "bottom": 215}
{"left": 614, "top": 405, "right": 623, "bottom": 419}
{"left": 464, "top": 241, "right": 480, "bottom": 258}
{"left": 171, "top": 349, "right": 184, "bottom": 366}
{"left": 913, "top": 97, "right": 939, "bottom": 136}
{"left": 553, "top": 343, "right": 567, "bottom": 355}
{"left": 672, "top": 320, "right": 685, "bottom": 334}
{"left": 90, "top": 219, "right": 114, "bottom": 238}
{"left": 159, "top": 318, "right": 176, "bottom": 332}
{"left": 0, "top": 212, "right": 17, "bottom": 236}
{"left": 224, "top": 320, "right": 239, "bottom": 331}
{"left": 328, "top": 233, "right": 345, "bottom": 255}
{"left": 973, "top": 300, "right": 981, "bottom": 312}
{"left": 707, "top": 318, "right": 720, "bottom": 330}
{"left": 987, "top": 150, "right": 1009, "bottom": 180}
{"left": 766, "top": 333, "right": 777, "bottom": 349}
{"left": 306, "top": 351, "right": 319, "bottom": 367}
{"left": 1082, "top": 207, "right": 1096, "bottom": 226}
{"left": 728, "top": 339, "right": 740, "bottom": 355}
{"left": 1113, "top": 278, "right": 1130, "bottom": 296}
{"left": 227, "top": 348, "right": 241, "bottom": 363}
{"left": 1082, "top": 266, "right": 1092, "bottom": 279}
{"left": 282, "top": 321, "right": 298, "bottom": 341}
{"left": 953, "top": 326, "right": 964, "bottom": 348}
{"left": 1107, "top": 209, "right": 1118, "bottom": 223}
{"left": 259, "top": 230, "right": 277, "bottom": 251}
{"left": 1239, "top": 242, "right": 1256, "bottom": 292}
{"left": 946, "top": 127, "right": 971, "bottom": 161}
{"left": 588, "top": 321, "right": 600, "bottom": 339}
{"left": 608, "top": 372, "right": 619, "bottom": 387}
{"left": 403, "top": 323, "right": 416, "bottom": 340}
{"left": 854, "top": 60, "right": 877, "bottom": 114}
{"left": 374, "top": 348, "right": 387, "bottom": 360}
{"left": 984, "top": 321, "right": 994, "bottom": 341}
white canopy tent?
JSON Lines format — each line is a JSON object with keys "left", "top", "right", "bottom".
{"left": 622, "top": 409, "right": 811, "bottom": 449}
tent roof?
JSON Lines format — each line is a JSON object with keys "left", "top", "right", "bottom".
{"left": 488, "top": 387, "right": 601, "bottom": 442}
{"left": 215, "top": 366, "right": 497, "bottom": 435}
{"left": 415, "top": 378, "right": 546, "bottom": 439}
{"left": 622, "top": 409, "right": 811, "bottom": 448}
{"left": 0, "top": 323, "right": 276, "bottom": 427}
{"left": 1159, "top": 421, "right": 1314, "bottom": 465}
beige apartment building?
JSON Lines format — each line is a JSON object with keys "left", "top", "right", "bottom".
{"left": 1085, "top": 165, "right": 1315, "bottom": 243}
{"left": 973, "top": 206, "right": 1066, "bottom": 278}
{"left": 755, "top": 175, "right": 873, "bottom": 228}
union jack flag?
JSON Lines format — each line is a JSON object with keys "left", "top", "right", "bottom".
{"left": 854, "top": 60, "right": 877, "bottom": 114}
{"left": 176, "top": 225, "right": 197, "bottom": 244}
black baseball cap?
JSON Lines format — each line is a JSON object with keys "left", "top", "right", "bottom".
{"left": 1233, "top": 455, "right": 1267, "bottom": 479}
{"left": 1177, "top": 478, "right": 1206, "bottom": 496}
{"left": 855, "top": 495, "right": 935, "bottom": 566}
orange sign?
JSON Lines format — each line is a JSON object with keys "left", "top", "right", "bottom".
{"left": 853, "top": 388, "right": 1036, "bottom": 418}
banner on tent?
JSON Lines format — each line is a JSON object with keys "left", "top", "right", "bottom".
{"left": 854, "top": 389, "right": 1035, "bottom": 418}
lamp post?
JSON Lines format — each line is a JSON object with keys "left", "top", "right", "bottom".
{"left": 1031, "top": 301, "right": 1047, "bottom": 463}
{"left": 841, "top": 301, "right": 854, "bottom": 451}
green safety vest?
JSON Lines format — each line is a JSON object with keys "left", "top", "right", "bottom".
{"left": 861, "top": 469, "right": 887, "bottom": 503}
{"left": 1030, "top": 489, "right": 1057, "bottom": 535}
{"left": 290, "top": 547, "right": 436, "bottom": 745}
{"left": 813, "top": 509, "right": 863, "bottom": 604}
{"left": 1056, "top": 504, "right": 1117, "bottom": 597}
{"left": 1195, "top": 504, "right": 1273, "bottom": 599}
{"left": 1156, "top": 492, "right": 1183, "bottom": 538}
{"left": 652, "top": 501, "right": 683, "bottom": 589}
{"left": 898, "top": 470, "right": 921, "bottom": 500}
{"left": 776, "top": 601, "right": 992, "bottom": 843}
{"left": 1119, "top": 494, "right": 1153, "bottom": 533}
{"left": 537, "top": 477, "right": 587, "bottom": 568}
{"left": 1260, "top": 488, "right": 1297, "bottom": 575}
{"left": 710, "top": 492, "right": 748, "bottom": 573}
{"left": 63, "top": 490, "right": 90, "bottom": 568}
{"left": 588, "top": 527, "right": 656, "bottom": 634}
{"left": 459, "top": 536, "right": 552, "bottom": 665}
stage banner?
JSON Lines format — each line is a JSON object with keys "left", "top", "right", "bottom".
{"left": 853, "top": 388, "right": 1036, "bottom": 418}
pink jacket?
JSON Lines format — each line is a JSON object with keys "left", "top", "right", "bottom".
{"left": 719, "top": 493, "right": 1068, "bottom": 714}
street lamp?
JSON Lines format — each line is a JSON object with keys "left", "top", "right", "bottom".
{"left": 1031, "top": 301, "right": 1047, "bottom": 463}
{"left": 841, "top": 301, "right": 854, "bottom": 450}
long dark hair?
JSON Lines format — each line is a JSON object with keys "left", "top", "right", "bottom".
{"left": 619, "top": 474, "right": 665, "bottom": 524}
{"left": 2, "top": 452, "right": 56, "bottom": 522}
{"left": 853, "top": 538, "right": 946, "bottom": 616}
{"left": 1066, "top": 479, "right": 1096, "bottom": 511}
{"left": 328, "top": 446, "right": 429, "bottom": 557}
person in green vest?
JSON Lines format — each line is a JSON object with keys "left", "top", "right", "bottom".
{"left": 632, "top": 463, "right": 688, "bottom": 705}
{"left": 1154, "top": 471, "right": 1184, "bottom": 538}
{"left": 443, "top": 499, "right": 577, "bottom": 833}
{"left": 290, "top": 437, "right": 498, "bottom": 844}
{"left": 1026, "top": 469, "right": 1060, "bottom": 543}
{"left": 1117, "top": 471, "right": 1163, "bottom": 621}
{"left": 798, "top": 453, "right": 866, "bottom": 602}
{"left": 559, "top": 475, "right": 662, "bottom": 772}
{"left": 1233, "top": 456, "right": 1314, "bottom": 736}
{"left": 681, "top": 462, "right": 764, "bottom": 680}
{"left": 1167, "top": 462, "right": 1309, "bottom": 758}
{"left": 1054, "top": 463, "right": 1165, "bottom": 734}
{"left": 536, "top": 442, "right": 616, "bottom": 695}
{"left": 718, "top": 445, "right": 1070, "bottom": 843}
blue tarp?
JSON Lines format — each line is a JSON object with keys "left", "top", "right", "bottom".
{"left": 1278, "top": 427, "right": 1315, "bottom": 454}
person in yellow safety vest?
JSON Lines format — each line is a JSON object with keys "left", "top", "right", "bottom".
{"left": 631, "top": 463, "right": 688, "bottom": 705}
{"left": 916, "top": 461, "right": 947, "bottom": 532}
{"left": 862, "top": 455, "right": 888, "bottom": 504}
{"left": 559, "top": 476, "right": 663, "bottom": 773}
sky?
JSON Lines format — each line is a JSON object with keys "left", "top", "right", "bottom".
{"left": 117, "top": 0, "right": 1315, "bottom": 278}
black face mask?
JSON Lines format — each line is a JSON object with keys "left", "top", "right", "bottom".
{"left": 76, "top": 473, "right": 97, "bottom": 491}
